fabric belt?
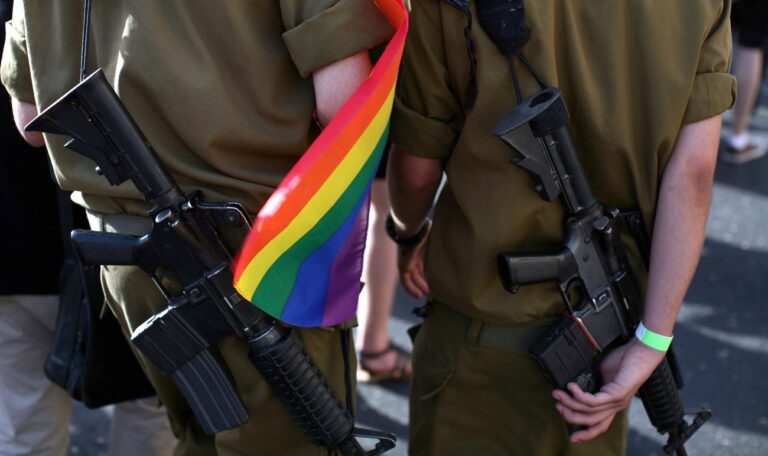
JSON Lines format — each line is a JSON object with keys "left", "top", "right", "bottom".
{"left": 86, "top": 210, "right": 153, "bottom": 236}
{"left": 431, "top": 300, "right": 552, "bottom": 352}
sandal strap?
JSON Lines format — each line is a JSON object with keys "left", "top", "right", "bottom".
{"left": 357, "top": 341, "right": 412, "bottom": 382}
{"left": 359, "top": 342, "right": 397, "bottom": 361}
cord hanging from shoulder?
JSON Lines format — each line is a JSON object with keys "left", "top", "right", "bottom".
{"left": 444, "top": 1, "right": 479, "bottom": 109}
{"left": 475, "top": 0, "right": 546, "bottom": 104}
{"left": 80, "top": 0, "right": 93, "bottom": 82}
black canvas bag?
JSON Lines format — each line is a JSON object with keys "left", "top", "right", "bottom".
{"left": 43, "top": 191, "right": 156, "bottom": 408}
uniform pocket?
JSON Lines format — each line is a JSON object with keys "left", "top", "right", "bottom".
{"left": 407, "top": 322, "right": 422, "bottom": 343}
{"left": 411, "top": 318, "right": 455, "bottom": 401}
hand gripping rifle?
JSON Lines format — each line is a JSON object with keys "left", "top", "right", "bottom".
{"left": 493, "top": 87, "right": 710, "bottom": 455}
{"left": 26, "top": 69, "right": 395, "bottom": 456}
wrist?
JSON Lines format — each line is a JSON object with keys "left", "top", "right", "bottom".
{"left": 385, "top": 214, "right": 430, "bottom": 247}
{"left": 634, "top": 321, "right": 673, "bottom": 352}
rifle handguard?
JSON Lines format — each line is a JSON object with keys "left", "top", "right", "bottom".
{"left": 248, "top": 326, "right": 396, "bottom": 455}
{"left": 639, "top": 357, "right": 711, "bottom": 455}
{"left": 248, "top": 326, "right": 353, "bottom": 447}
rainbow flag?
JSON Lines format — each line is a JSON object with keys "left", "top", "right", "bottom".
{"left": 232, "top": 0, "right": 409, "bottom": 327}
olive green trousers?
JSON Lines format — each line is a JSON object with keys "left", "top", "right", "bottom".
{"left": 101, "top": 264, "right": 354, "bottom": 456}
{"left": 408, "top": 302, "right": 628, "bottom": 455}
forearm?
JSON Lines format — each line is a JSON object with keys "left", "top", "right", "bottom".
{"left": 387, "top": 145, "right": 442, "bottom": 237}
{"left": 312, "top": 51, "right": 372, "bottom": 126}
{"left": 11, "top": 98, "right": 44, "bottom": 147}
{"left": 642, "top": 115, "right": 722, "bottom": 336}
{"left": 554, "top": 117, "right": 722, "bottom": 438}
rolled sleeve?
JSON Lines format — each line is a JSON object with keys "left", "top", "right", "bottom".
{"left": 683, "top": 0, "right": 736, "bottom": 124}
{"left": 281, "top": 0, "right": 393, "bottom": 77}
{"left": 389, "top": 0, "right": 462, "bottom": 160}
{"left": 391, "top": 97, "right": 458, "bottom": 159}
{"left": 683, "top": 72, "right": 736, "bottom": 124}
{"left": 1, "top": 17, "right": 35, "bottom": 103}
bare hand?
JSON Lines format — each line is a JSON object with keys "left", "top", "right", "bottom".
{"left": 397, "top": 221, "right": 431, "bottom": 299}
{"left": 552, "top": 339, "right": 667, "bottom": 442}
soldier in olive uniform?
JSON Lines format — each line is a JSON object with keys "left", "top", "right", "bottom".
{"left": 2, "top": 1, "right": 392, "bottom": 454}
{"left": 387, "top": 0, "right": 734, "bottom": 454}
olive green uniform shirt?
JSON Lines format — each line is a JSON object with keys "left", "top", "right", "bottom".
{"left": 391, "top": 0, "right": 735, "bottom": 325}
{"left": 2, "top": 0, "right": 391, "bottom": 217}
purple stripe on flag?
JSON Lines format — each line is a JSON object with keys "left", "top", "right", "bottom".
{"left": 279, "top": 192, "right": 370, "bottom": 327}
{"left": 322, "top": 192, "right": 371, "bottom": 326}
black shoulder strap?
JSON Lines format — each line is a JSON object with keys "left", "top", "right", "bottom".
{"left": 80, "top": 0, "right": 93, "bottom": 82}
{"left": 444, "top": 1, "right": 479, "bottom": 110}
{"left": 447, "top": 0, "right": 548, "bottom": 107}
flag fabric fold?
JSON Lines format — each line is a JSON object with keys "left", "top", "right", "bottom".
{"left": 233, "top": 0, "right": 409, "bottom": 327}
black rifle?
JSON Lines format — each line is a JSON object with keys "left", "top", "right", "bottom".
{"left": 26, "top": 69, "right": 395, "bottom": 456}
{"left": 493, "top": 87, "right": 710, "bottom": 455}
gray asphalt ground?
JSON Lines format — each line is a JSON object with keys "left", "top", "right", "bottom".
{"left": 69, "top": 103, "right": 768, "bottom": 455}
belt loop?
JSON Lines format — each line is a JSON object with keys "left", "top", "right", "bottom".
{"left": 466, "top": 319, "right": 483, "bottom": 345}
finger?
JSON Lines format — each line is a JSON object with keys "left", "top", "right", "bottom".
{"left": 552, "top": 390, "right": 615, "bottom": 414}
{"left": 401, "top": 249, "right": 429, "bottom": 295}
{"left": 401, "top": 273, "right": 426, "bottom": 299}
{"left": 398, "top": 253, "right": 425, "bottom": 298}
{"left": 404, "top": 264, "right": 430, "bottom": 298}
{"left": 555, "top": 403, "right": 617, "bottom": 428}
{"left": 410, "top": 267, "right": 430, "bottom": 297}
{"left": 570, "top": 416, "right": 614, "bottom": 443}
{"left": 567, "top": 383, "right": 624, "bottom": 409}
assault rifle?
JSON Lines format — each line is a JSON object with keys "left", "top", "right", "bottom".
{"left": 493, "top": 87, "right": 710, "bottom": 455}
{"left": 26, "top": 69, "right": 395, "bottom": 456}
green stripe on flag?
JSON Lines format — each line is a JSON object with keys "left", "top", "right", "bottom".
{"left": 251, "top": 130, "right": 388, "bottom": 315}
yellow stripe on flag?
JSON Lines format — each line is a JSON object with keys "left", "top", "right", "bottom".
{"left": 235, "top": 90, "right": 395, "bottom": 298}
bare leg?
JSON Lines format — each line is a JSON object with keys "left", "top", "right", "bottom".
{"left": 107, "top": 398, "right": 177, "bottom": 456}
{"left": 0, "top": 295, "right": 71, "bottom": 456}
{"left": 722, "top": 44, "right": 767, "bottom": 164}
{"left": 356, "top": 179, "right": 411, "bottom": 379}
{"left": 731, "top": 45, "right": 763, "bottom": 136}
{"left": 358, "top": 179, "right": 399, "bottom": 353}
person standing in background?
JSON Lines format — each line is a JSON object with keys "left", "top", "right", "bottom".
{"left": 356, "top": 159, "right": 413, "bottom": 384}
{"left": 721, "top": 0, "right": 768, "bottom": 163}
{"left": 0, "top": 1, "right": 177, "bottom": 454}
{"left": 0, "top": 7, "right": 71, "bottom": 446}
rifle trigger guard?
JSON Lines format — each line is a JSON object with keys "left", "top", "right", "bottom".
{"left": 559, "top": 278, "right": 580, "bottom": 312}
